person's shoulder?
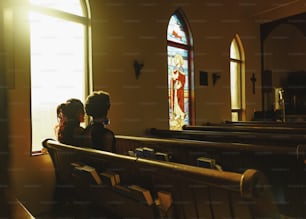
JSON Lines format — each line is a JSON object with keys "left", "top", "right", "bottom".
{"left": 76, "top": 126, "right": 85, "bottom": 131}
{"left": 74, "top": 126, "right": 85, "bottom": 135}
{"left": 103, "top": 127, "right": 115, "bottom": 136}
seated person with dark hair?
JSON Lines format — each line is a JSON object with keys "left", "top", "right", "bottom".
{"left": 84, "top": 91, "right": 116, "bottom": 152}
{"left": 56, "top": 98, "right": 86, "bottom": 147}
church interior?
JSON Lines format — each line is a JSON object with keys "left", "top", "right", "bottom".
{"left": 1, "top": 0, "right": 306, "bottom": 218}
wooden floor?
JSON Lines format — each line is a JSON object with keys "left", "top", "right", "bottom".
{"left": 10, "top": 199, "right": 35, "bottom": 219}
{"left": 36, "top": 202, "right": 118, "bottom": 219}
{"left": 36, "top": 204, "right": 76, "bottom": 219}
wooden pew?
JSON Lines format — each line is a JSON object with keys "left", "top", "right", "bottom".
{"left": 183, "top": 124, "right": 306, "bottom": 134}
{"left": 149, "top": 127, "right": 306, "bottom": 146}
{"left": 43, "top": 139, "right": 280, "bottom": 219}
{"left": 223, "top": 120, "right": 306, "bottom": 128}
{"left": 115, "top": 134, "right": 306, "bottom": 218}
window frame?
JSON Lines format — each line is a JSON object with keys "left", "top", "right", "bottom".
{"left": 230, "top": 35, "right": 245, "bottom": 121}
{"left": 29, "top": 0, "right": 92, "bottom": 155}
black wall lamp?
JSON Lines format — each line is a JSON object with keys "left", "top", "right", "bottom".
{"left": 212, "top": 72, "right": 221, "bottom": 85}
{"left": 134, "top": 60, "right": 144, "bottom": 79}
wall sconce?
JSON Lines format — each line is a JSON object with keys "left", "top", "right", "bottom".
{"left": 212, "top": 72, "right": 221, "bottom": 85}
{"left": 133, "top": 60, "right": 144, "bottom": 79}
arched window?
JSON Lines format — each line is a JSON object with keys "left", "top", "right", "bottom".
{"left": 167, "top": 10, "right": 193, "bottom": 130}
{"left": 29, "top": 0, "right": 91, "bottom": 153}
{"left": 230, "top": 34, "right": 245, "bottom": 121}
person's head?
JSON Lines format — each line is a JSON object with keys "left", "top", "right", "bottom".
{"left": 85, "top": 91, "right": 110, "bottom": 119}
{"left": 61, "top": 98, "right": 85, "bottom": 123}
{"left": 56, "top": 103, "right": 65, "bottom": 122}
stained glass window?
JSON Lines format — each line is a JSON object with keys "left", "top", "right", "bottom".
{"left": 167, "top": 12, "right": 192, "bottom": 130}
{"left": 167, "top": 14, "right": 188, "bottom": 45}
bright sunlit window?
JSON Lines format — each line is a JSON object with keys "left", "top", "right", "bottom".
{"left": 230, "top": 34, "right": 245, "bottom": 121}
{"left": 30, "top": 0, "right": 83, "bottom": 16}
{"left": 29, "top": 0, "right": 90, "bottom": 153}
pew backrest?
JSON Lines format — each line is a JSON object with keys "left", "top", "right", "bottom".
{"left": 223, "top": 120, "right": 306, "bottom": 128}
{"left": 183, "top": 124, "right": 306, "bottom": 134}
{"left": 150, "top": 127, "right": 306, "bottom": 146}
{"left": 43, "top": 139, "right": 280, "bottom": 219}
{"left": 115, "top": 134, "right": 306, "bottom": 217}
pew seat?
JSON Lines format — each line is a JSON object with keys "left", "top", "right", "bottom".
{"left": 43, "top": 138, "right": 280, "bottom": 219}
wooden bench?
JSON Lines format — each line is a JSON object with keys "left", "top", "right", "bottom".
{"left": 43, "top": 139, "right": 280, "bottom": 219}
{"left": 223, "top": 120, "right": 306, "bottom": 128}
{"left": 116, "top": 134, "right": 306, "bottom": 218}
{"left": 183, "top": 124, "right": 306, "bottom": 134}
{"left": 149, "top": 127, "right": 306, "bottom": 146}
